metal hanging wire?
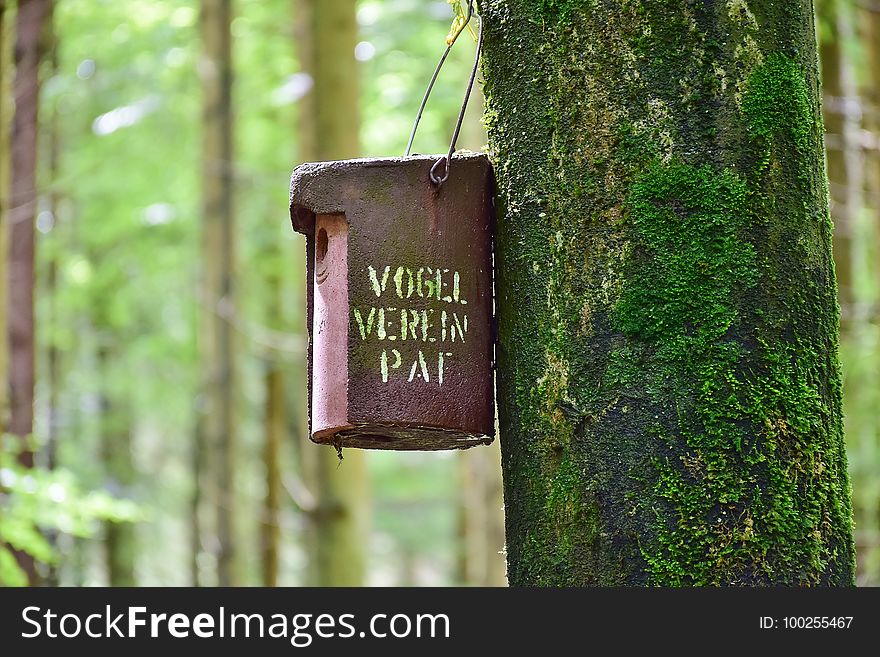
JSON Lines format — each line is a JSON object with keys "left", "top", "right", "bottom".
{"left": 405, "top": 0, "right": 484, "bottom": 186}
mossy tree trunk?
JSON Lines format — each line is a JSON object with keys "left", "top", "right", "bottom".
{"left": 296, "top": 0, "right": 369, "bottom": 587}
{"left": 481, "top": 0, "right": 855, "bottom": 586}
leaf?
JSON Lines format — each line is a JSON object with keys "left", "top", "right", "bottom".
{"left": 0, "top": 545, "right": 29, "bottom": 587}
{"left": 445, "top": 0, "right": 477, "bottom": 45}
{"left": 0, "top": 516, "right": 57, "bottom": 563}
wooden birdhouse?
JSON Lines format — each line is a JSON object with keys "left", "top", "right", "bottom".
{"left": 289, "top": 153, "right": 495, "bottom": 450}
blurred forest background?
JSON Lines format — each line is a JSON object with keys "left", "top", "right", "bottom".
{"left": 0, "top": 0, "right": 877, "bottom": 586}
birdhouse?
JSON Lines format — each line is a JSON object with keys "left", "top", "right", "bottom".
{"left": 289, "top": 153, "right": 495, "bottom": 450}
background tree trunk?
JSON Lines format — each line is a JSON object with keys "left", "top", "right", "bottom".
{"left": 198, "top": 0, "right": 238, "bottom": 587}
{"left": 0, "top": 0, "right": 10, "bottom": 437}
{"left": 456, "top": 82, "right": 507, "bottom": 586}
{"left": 98, "top": 347, "right": 136, "bottom": 586}
{"left": 295, "top": 0, "right": 369, "bottom": 587}
{"left": 7, "top": 0, "right": 51, "bottom": 586}
{"left": 818, "top": 0, "right": 855, "bottom": 329}
{"left": 43, "top": 0, "right": 58, "bottom": 475}
{"left": 42, "top": 0, "right": 60, "bottom": 585}
{"left": 852, "top": 0, "right": 880, "bottom": 585}
{"left": 482, "top": 0, "right": 855, "bottom": 585}
{"left": 260, "top": 284, "right": 283, "bottom": 586}
{"left": 190, "top": 410, "right": 206, "bottom": 586}
{"left": 457, "top": 441, "right": 506, "bottom": 585}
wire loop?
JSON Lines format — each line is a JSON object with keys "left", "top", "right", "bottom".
{"left": 405, "top": 1, "right": 483, "bottom": 188}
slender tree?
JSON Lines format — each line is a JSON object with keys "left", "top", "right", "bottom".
{"left": 198, "top": 0, "right": 238, "bottom": 586}
{"left": 42, "top": 0, "right": 58, "bottom": 473}
{"left": 456, "top": 82, "right": 507, "bottom": 586}
{"left": 457, "top": 441, "right": 506, "bottom": 585}
{"left": 295, "top": 0, "right": 369, "bottom": 586}
{"left": 6, "top": 0, "right": 51, "bottom": 586}
{"left": 260, "top": 284, "right": 284, "bottom": 586}
{"left": 865, "top": 0, "right": 880, "bottom": 288}
{"left": 481, "top": 0, "right": 855, "bottom": 585}
{"left": 41, "top": 0, "right": 61, "bottom": 585}
{"left": 864, "top": 3, "right": 880, "bottom": 314}
{"left": 0, "top": 0, "right": 11, "bottom": 435}
{"left": 818, "top": 0, "right": 856, "bottom": 327}
{"left": 96, "top": 346, "right": 136, "bottom": 586}
{"left": 854, "top": 0, "right": 880, "bottom": 584}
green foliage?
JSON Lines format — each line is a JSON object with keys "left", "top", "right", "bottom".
{"left": 446, "top": 0, "right": 478, "bottom": 45}
{"left": 27, "top": 0, "right": 488, "bottom": 586}
{"left": 0, "top": 437, "right": 142, "bottom": 586}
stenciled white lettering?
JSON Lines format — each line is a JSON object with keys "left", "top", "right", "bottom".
{"left": 353, "top": 264, "right": 470, "bottom": 386}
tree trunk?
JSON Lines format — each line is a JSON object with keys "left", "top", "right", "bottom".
{"left": 296, "top": 0, "right": 369, "bottom": 587}
{"left": 818, "top": 0, "right": 855, "bottom": 328}
{"left": 43, "top": 0, "right": 58, "bottom": 474}
{"left": 98, "top": 347, "right": 136, "bottom": 586}
{"left": 260, "top": 291, "right": 283, "bottom": 586}
{"left": 190, "top": 412, "right": 206, "bottom": 586}
{"left": 482, "top": 0, "right": 855, "bottom": 586}
{"left": 6, "top": 0, "right": 50, "bottom": 586}
{"left": 198, "top": 0, "right": 238, "bottom": 587}
{"left": 0, "top": 0, "right": 10, "bottom": 436}
{"left": 867, "top": 0, "right": 880, "bottom": 239}
{"left": 854, "top": 0, "right": 880, "bottom": 586}
{"left": 457, "top": 441, "right": 507, "bottom": 585}
{"left": 43, "top": 1, "right": 60, "bottom": 585}
{"left": 455, "top": 82, "right": 508, "bottom": 586}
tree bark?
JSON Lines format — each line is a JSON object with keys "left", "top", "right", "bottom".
{"left": 456, "top": 82, "right": 508, "bottom": 586}
{"left": 6, "top": 0, "right": 50, "bottom": 586}
{"left": 0, "top": 0, "right": 10, "bottom": 436}
{"left": 854, "top": 0, "right": 880, "bottom": 586}
{"left": 481, "top": 0, "right": 855, "bottom": 585}
{"left": 457, "top": 441, "right": 507, "bottom": 585}
{"left": 43, "top": 1, "right": 60, "bottom": 585}
{"left": 817, "top": 0, "right": 855, "bottom": 329}
{"left": 190, "top": 411, "right": 206, "bottom": 586}
{"left": 296, "top": 0, "right": 369, "bottom": 587}
{"left": 98, "top": 347, "right": 136, "bottom": 586}
{"left": 198, "top": 0, "right": 238, "bottom": 586}
{"left": 260, "top": 307, "right": 283, "bottom": 586}
{"left": 43, "top": 0, "right": 58, "bottom": 474}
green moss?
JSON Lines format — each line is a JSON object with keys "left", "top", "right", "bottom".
{"left": 612, "top": 143, "right": 851, "bottom": 585}
{"left": 517, "top": 450, "right": 605, "bottom": 585}
{"left": 531, "top": 0, "right": 587, "bottom": 22}
{"left": 742, "top": 52, "right": 812, "bottom": 155}
{"left": 640, "top": 338, "right": 851, "bottom": 585}
{"left": 616, "top": 161, "right": 757, "bottom": 349}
